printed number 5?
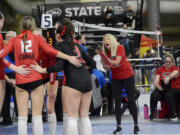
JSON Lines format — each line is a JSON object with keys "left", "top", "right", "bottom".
{"left": 21, "top": 40, "right": 32, "bottom": 53}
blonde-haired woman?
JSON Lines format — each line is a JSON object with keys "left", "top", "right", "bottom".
{"left": 149, "top": 54, "right": 179, "bottom": 121}
{"left": 0, "top": 16, "right": 81, "bottom": 135}
{"left": 101, "top": 34, "right": 140, "bottom": 134}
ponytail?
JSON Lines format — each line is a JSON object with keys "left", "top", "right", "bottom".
{"left": 22, "top": 32, "right": 27, "bottom": 52}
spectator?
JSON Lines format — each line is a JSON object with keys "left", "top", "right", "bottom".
{"left": 105, "top": 6, "right": 114, "bottom": 27}
{"left": 121, "top": 24, "right": 130, "bottom": 56}
{"left": 75, "top": 34, "right": 88, "bottom": 54}
{"left": 149, "top": 54, "right": 179, "bottom": 121}
{"left": 131, "top": 48, "right": 143, "bottom": 91}
{"left": 123, "top": 5, "right": 135, "bottom": 28}
{"left": 144, "top": 49, "right": 155, "bottom": 89}
{"left": 1, "top": 31, "right": 17, "bottom": 126}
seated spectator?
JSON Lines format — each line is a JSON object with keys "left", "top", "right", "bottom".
{"left": 75, "top": 34, "right": 88, "bottom": 54}
{"left": 170, "top": 68, "right": 180, "bottom": 112}
{"left": 149, "top": 54, "right": 179, "bottom": 121}
{"left": 104, "top": 6, "right": 114, "bottom": 27}
{"left": 123, "top": 5, "right": 135, "bottom": 29}
{"left": 93, "top": 44, "right": 107, "bottom": 73}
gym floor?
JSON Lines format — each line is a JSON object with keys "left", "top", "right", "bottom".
{"left": 0, "top": 93, "right": 180, "bottom": 135}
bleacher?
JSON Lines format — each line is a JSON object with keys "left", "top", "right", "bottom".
{"left": 79, "top": 22, "right": 135, "bottom": 49}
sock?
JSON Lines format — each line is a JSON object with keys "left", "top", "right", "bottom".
{"left": 65, "top": 117, "right": 78, "bottom": 135}
{"left": 63, "top": 113, "right": 67, "bottom": 135}
{"left": 18, "top": 117, "right": 27, "bottom": 135}
{"left": 78, "top": 117, "right": 92, "bottom": 135}
{"left": 48, "top": 113, "right": 57, "bottom": 135}
{"left": 32, "top": 115, "right": 43, "bottom": 135}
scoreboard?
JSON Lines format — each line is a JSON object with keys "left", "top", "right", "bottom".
{"left": 42, "top": 28, "right": 56, "bottom": 46}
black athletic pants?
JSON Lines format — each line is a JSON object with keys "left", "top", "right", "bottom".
{"left": 2, "top": 72, "right": 17, "bottom": 121}
{"left": 150, "top": 81, "right": 176, "bottom": 115}
{"left": 111, "top": 75, "right": 138, "bottom": 125}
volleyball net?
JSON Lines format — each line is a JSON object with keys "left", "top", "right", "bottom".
{"left": 73, "top": 20, "right": 163, "bottom": 90}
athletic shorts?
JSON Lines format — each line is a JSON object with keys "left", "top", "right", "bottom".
{"left": 43, "top": 73, "right": 58, "bottom": 84}
{"left": 16, "top": 79, "right": 44, "bottom": 91}
{"left": 66, "top": 80, "right": 92, "bottom": 93}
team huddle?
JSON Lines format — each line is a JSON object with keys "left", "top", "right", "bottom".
{"left": 0, "top": 10, "right": 142, "bottom": 135}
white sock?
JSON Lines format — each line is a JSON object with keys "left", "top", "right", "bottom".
{"left": 65, "top": 117, "right": 78, "bottom": 135}
{"left": 78, "top": 117, "right": 92, "bottom": 135}
{"left": 32, "top": 115, "right": 43, "bottom": 135}
{"left": 63, "top": 113, "right": 67, "bottom": 135}
{"left": 48, "top": 113, "right": 57, "bottom": 135}
{"left": 18, "top": 117, "right": 27, "bottom": 135}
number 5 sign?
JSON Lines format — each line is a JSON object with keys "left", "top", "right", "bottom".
{"left": 41, "top": 14, "right": 53, "bottom": 28}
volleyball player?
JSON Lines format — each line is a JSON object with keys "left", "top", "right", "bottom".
{"left": 32, "top": 28, "right": 59, "bottom": 135}
{"left": 0, "top": 11, "right": 6, "bottom": 113}
{"left": 31, "top": 21, "right": 96, "bottom": 135}
{"left": 0, "top": 16, "right": 81, "bottom": 135}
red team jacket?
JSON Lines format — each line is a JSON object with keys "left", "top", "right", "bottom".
{"left": 0, "top": 31, "right": 58, "bottom": 84}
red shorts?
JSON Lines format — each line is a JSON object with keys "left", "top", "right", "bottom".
{"left": 49, "top": 73, "right": 57, "bottom": 85}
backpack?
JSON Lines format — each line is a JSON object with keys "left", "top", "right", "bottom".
{"left": 91, "top": 74, "right": 103, "bottom": 110}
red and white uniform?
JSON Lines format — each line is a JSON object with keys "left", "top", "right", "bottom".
{"left": 155, "top": 65, "right": 179, "bottom": 88}
{"left": 0, "top": 31, "right": 58, "bottom": 84}
{"left": 39, "top": 47, "right": 57, "bottom": 84}
{"left": 107, "top": 45, "right": 133, "bottom": 80}
{"left": 0, "top": 33, "right": 5, "bottom": 80}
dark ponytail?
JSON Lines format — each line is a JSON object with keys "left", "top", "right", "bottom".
{"left": 56, "top": 23, "right": 74, "bottom": 52}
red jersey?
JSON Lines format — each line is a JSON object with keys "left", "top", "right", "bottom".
{"left": 155, "top": 65, "right": 179, "bottom": 88}
{"left": 0, "top": 34, "right": 5, "bottom": 80}
{"left": 107, "top": 45, "right": 133, "bottom": 80}
{"left": 0, "top": 31, "right": 58, "bottom": 84}
{"left": 39, "top": 45, "right": 56, "bottom": 79}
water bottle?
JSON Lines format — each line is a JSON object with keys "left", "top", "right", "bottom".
{"left": 144, "top": 104, "right": 149, "bottom": 119}
{"left": 156, "top": 102, "right": 161, "bottom": 118}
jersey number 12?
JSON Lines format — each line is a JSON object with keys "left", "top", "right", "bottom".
{"left": 21, "top": 40, "right": 32, "bottom": 53}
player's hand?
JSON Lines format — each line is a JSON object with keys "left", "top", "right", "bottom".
{"left": 30, "top": 61, "right": 45, "bottom": 73}
{"left": 7, "top": 78, "right": 16, "bottom": 87}
{"left": 15, "top": 65, "right": 30, "bottom": 76}
{"left": 68, "top": 56, "right": 82, "bottom": 67}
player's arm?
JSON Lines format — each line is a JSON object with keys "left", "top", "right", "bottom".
{"left": 0, "top": 38, "right": 14, "bottom": 59}
{"left": 38, "top": 36, "right": 81, "bottom": 67}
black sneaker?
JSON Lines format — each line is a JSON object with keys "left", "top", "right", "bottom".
{"left": 113, "top": 126, "right": 122, "bottom": 134}
{"left": 134, "top": 125, "right": 140, "bottom": 134}
{"left": 149, "top": 114, "right": 154, "bottom": 121}
{"left": 170, "top": 113, "right": 178, "bottom": 121}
